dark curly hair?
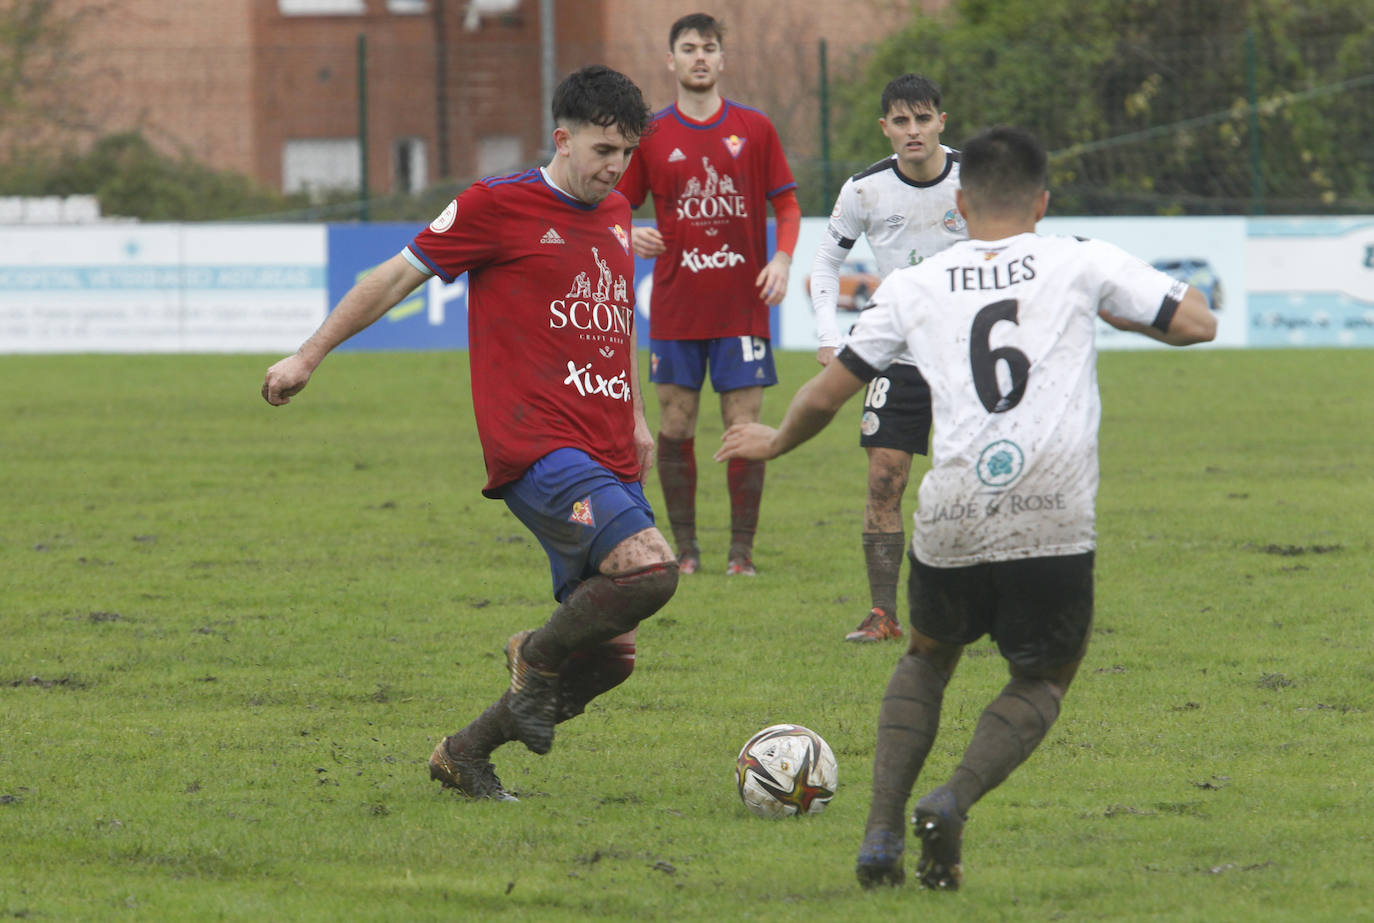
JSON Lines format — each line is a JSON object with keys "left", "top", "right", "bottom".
{"left": 552, "top": 65, "right": 652, "bottom": 140}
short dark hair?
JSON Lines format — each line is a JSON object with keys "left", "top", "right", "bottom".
{"left": 959, "top": 126, "right": 1049, "bottom": 214}
{"left": 552, "top": 65, "right": 652, "bottom": 141}
{"left": 881, "top": 74, "right": 942, "bottom": 116}
{"left": 669, "top": 12, "right": 724, "bottom": 48}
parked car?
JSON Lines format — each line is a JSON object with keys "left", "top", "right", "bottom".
{"left": 1151, "top": 258, "right": 1224, "bottom": 312}
{"left": 804, "top": 260, "right": 884, "bottom": 313}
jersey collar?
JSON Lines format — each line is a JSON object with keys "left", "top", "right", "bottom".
{"left": 889, "top": 150, "right": 954, "bottom": 189}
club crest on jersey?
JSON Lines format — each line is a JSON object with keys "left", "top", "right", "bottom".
{"left": 944, "top": 209, "right": 967, "bottom": 233}
{"left": 976, "top": 439, "right": 1025, "bottom": 488}
{"left": 609, "top": 224, "right": 630, "bottom": 254}
{"left": 569, "top": 496, "right": 595, "bottom": 527}
{"left": 429, "top": 200, "right": 457, "bottom": 233}
{"left": 723, "top": 134, "right": 746, "bottom": 158}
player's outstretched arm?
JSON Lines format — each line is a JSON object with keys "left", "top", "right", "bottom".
{"left": 715, "top": 359, "right": 866, "bottom": 462}
{"left": 1099, "top": 286, "right": 1216, "bottom": 347}
{"left": 262, "top": 254, "right": 429, "bottom": 405}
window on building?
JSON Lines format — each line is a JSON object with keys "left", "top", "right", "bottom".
{"left": 283, "top": 138, "right": 361, "bottom": 198}
{"left": 476, "top": 135, "right": 523, "bottom": 178}
{"left": 394, "top": 138, "right": 428, "bottom": 194}
{"left": 278, "top": 0, "right": 366, "bottom": 15}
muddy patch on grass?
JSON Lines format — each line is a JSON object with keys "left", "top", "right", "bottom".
{"left": 1249, "top": 543, "right": 1343, "bottom": 556}
{"left": 6, "top": 674, "right": 89, "bottom": 690}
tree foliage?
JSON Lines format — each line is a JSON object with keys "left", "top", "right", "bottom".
{"left": 828, "top": 0, "right": 1374, "bottom": 214}
{"left": 0, "top": 132, "right": 296, "bottom": 220}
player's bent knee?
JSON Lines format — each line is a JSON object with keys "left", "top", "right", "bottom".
{"left": 604, "top": 561, "right": 679, "bottom": 634}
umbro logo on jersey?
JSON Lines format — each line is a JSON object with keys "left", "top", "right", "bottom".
{"left": 540, "top": 227, "right": 566, "bottom": 244}
{"left": 668, "top": 148, "right": 687, "bottom": 162}
{"left": 885, "top": 214, "right": 905, "bottom": 227}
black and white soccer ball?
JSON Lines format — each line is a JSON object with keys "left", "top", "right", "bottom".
{"left": 735, "top": 724, "right": 838, "bottom": 818}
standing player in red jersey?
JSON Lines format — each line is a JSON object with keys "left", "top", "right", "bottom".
{"left": 262, "top": 66, "right": 679, "bottom": 801}
{"left": 617, "top": 11, "right": 802, "bottom": 577}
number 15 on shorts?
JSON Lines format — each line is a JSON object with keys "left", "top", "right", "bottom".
{"left": 738, "top": 336, "right": 767, "bottom": 362}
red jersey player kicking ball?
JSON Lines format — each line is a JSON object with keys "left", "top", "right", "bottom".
{"left": 262, "top": 66, "right": 678, "bottom": 801}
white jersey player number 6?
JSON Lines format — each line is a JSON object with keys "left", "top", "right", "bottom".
{"left": 970, "top": 299, "right": 1030, "bottom": 414}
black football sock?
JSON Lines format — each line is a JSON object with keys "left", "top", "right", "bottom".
{"left": 864, "top": 653, "right": 948, "bottom": 838}
{"left": 862, "top": 531, "right": 905, "bottom": 616}
{"left": 946, "top": 677, "right": 1062, "bottom": 816}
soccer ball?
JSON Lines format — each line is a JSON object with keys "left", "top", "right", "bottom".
{"left": 735, "top": 724, "right": 838, "bottom": 818}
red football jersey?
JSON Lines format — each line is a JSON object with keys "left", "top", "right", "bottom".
{"left": 407, "top": 169, "right": 640, "bottom": 495}
{"left": 618, "top": 100, "right": 796, "bottom": 340}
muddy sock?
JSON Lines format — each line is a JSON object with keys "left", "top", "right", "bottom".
{"left": 556, "top": 640, "right": 636, "bottom": 722}
{"left": 450, "top": 692, "right": 518, "bottom": 758}
{"left": 521, "top": 563, "right": 677, "bottom": 671}
{"left": 947, "top": 678, "right": 1062, "bottom": 815}
{"left": 864, "top": 653, "right": 948, "bottom": 837}
{"left": 862, "top": 531, "right": 905, "bottom": 616}
{"left": 656, "top": 434, "right": 697, "bottom": 554}
{"left": 727, "top": 458, "right": 765, "bottom": 556}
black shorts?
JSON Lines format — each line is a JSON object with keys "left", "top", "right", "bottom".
{"left": 907, "top": 551, "right": 1094, "bottom": 670}
{"left": 858, "top": 362, "right": 932, "bottom": 455}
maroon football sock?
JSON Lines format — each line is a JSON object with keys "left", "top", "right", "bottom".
{"left": 727, "top": 457, "right": 765, "bottom": 556}
{"left": 521, "top": 563, "right": 677, "bottom": 671}
{"left": 556, "top": 640, "right": 637, "bottom": 721}
{"left": 656, "top": 434, "right": 698, "bottom": 553}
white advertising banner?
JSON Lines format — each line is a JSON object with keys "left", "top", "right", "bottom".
{"left": 0, "top": 225, "right": 327, "bottom": 353}
{"left": 1245, "top": 218, "right": 1374, "bottom": 347}
{"left": 781, "top": 216, "right": 1245, "bottom": 352}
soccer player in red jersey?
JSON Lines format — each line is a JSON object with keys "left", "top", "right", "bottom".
{"left": 262, "top": 66, "right": 679, "bottom": 801}
{"left": 617, "top": 12, "right": 802, "bottom": 577}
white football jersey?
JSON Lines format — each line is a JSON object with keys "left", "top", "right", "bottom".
{"left": 810, "top": 149, "right": 966, "bottom": 361}
{"left": 841, "top": 233, "right": 1188, "bottom": 567}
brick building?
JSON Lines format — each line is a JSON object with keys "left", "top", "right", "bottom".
{"left": 34, "top": 0, "right": 944, "bottom": 200}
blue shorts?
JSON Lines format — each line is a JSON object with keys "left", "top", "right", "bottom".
{"left": 501, "top": 448, "right": 656, "bottom": 602}
{"left": 649, "top": 337, "right": 778, "bottom": 392}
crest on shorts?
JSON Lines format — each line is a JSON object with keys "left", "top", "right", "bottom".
{"left": 569, "top": 496, "right": 595, "bottom": 527}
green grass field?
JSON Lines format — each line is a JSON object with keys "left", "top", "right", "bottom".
{"left": 2, "top": 348, "right": 1371, "bottom": 921}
